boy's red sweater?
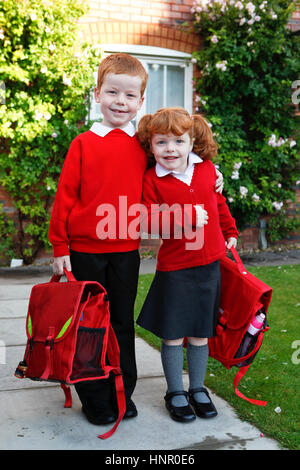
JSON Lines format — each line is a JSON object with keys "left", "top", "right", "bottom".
{"left": 49, "top": 129, "right": 147, "bottom": 257}
{"left": 142, "top": 160, "right": 239, "bottom": 271}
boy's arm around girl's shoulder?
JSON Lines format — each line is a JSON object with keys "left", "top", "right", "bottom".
{"left": 48, "top": 135, "right": 82, "bottom": 258}
{"left": 208, "top": 161, "right": 239, "bottom": 240}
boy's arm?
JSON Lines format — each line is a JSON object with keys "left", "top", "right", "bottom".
{"left": 215, "top": 168, "right": 224, "bottom": 193}
{"left": 49, "top": 137, "right": 81, "bottom": 257}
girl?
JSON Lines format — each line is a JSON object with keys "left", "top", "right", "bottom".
{"left": 137, "top": 107, "right": 238, "bottom": 422}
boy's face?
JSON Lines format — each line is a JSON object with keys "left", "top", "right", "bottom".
{"left": 95, "top": 73, "right": 144, "bottom": 129}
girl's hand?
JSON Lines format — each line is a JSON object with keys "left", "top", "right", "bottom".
{"left": 52, "top": 255, "right": 72, "bottom": 276}
{"left": 194, "top": 205, "right": 209, "bottom": 228}
{"left": 215, "top": 169, "right": 224, "bottom": 193}
{"left": 225, "top": 237, "right": 237, "bottom": 250}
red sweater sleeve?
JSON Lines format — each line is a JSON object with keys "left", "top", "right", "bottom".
{"left": 48, "top": 137, "right": 82, "bottom": 257}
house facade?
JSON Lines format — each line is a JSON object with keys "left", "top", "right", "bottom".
{"left": 0, "top": 1, "right": 299, "bottom": 259}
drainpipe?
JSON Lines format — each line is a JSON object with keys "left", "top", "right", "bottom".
{"left": 259, "top": 219, "right": 268, "bottom": 249}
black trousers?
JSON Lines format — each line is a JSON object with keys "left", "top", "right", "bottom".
{"left": 70, "top": 249, "right": 140, "bottom": 414}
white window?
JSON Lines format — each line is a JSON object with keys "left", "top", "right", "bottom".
{"left": 88, "top": 45, "right": 193, "bottom": 123}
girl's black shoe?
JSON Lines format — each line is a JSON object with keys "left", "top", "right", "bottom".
{"left": 188, "top": 387, "right": 218, "bottom": 419}
{"left": 164, "top": 391, "right": 196, "bottom": 423}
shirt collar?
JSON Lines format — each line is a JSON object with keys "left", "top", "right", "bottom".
{"left": 90, "top": 121, "right": 136, "bottom": 137}
{"left": 155, "top": 152, "right": 203, "bottom": 178}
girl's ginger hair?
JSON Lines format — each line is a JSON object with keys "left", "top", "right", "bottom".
{"left": 137, "top": 107, "right": 218, "bottom": 167}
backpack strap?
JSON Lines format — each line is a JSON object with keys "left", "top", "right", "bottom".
{"left": 234, "top": 365, "right": 267, "bottom": 406}
{"left": 40, "top": 326, "right": 55, "bottom": 380}
{"left": 233, "top": 329, "right": 267, "bottom": 406}
{"left": 97, "top": 324, "right": 126, "bottom": 440}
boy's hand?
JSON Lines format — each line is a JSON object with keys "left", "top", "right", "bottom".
{"left": 52, "top": 255, "right": 72, "bottom": 276}
{"left": 225, "top": 237, "right": 237, "bottom": 250}
{"left": 215, "top": 169, "right": 224, "bottom": 193}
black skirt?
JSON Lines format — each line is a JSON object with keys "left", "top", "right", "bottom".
{"left": 137, "top": 261, "right": 221, "bottom": 340}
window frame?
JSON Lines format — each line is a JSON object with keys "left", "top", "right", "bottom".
{"left": 88, "top": 44, "right": 193, "bottom": 123}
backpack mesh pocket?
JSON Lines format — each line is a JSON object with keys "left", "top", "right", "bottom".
{"left": 70, "top": 326, "right": 105, "bottom": 380}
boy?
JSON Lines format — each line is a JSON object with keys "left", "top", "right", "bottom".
{"left": 49, "top": 53, "right": 223, "bottom": 426}
{"left": 49, "top": 53, "right": 148, "bottom": 424}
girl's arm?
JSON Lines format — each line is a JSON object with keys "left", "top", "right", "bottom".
{"left": 217, "top": 191, "right": 239, "bottom": 241}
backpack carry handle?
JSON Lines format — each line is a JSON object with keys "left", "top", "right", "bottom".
{"left": 50, "top": 268, "right": 76, "bottom": 283}
{"left": 230, "top": 247, "right": 247, "bottom": 275}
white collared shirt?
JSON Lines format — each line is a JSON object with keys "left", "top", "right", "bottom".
{"left": 155, "top": 151, "right": 203, "bottom": 187}
{"left": 90, "top": 121, "right": 136, "bottom": 138}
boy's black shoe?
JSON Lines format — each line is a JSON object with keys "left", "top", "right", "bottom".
{"left": 188, "top": 387, "right": 218, "bottom": 419}
{"left": 124, "top": 399, "right": 138, "bottom": 419}
{"left": 81, "top": 406, "right": 117, "bottom": 425}
{"left": 164, "top": 391, "right": 196, "bottom": 423}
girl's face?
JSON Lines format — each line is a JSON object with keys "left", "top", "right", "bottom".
{"left": 151, "top": 132, "right": 193, "bottom": 173}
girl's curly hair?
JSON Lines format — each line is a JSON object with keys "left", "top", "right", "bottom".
{"left": 137, "top": 107, "right": 218, "bottom": 168}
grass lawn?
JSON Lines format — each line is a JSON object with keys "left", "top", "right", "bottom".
{"left": 134, "top": 264, "right": 300, "bottom": 450}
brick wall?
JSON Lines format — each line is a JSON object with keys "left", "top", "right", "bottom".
{"left": 77, "top": 0, "right": 201, "bottom": 53}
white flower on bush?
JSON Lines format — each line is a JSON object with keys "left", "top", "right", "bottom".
{"left": 63, "top": 74, "right": 72, "bottom": 86}
{"left": 52, "top": 132, "right": 58, "bottom": 138}
{"left": 235, "top": 1, "right": 244, "bottom": 11}
{"left": 234, "top": 162, "right": 242, "bottom": 170}
{"left": 228, "top": 197, "right": 234, "bottom": 203}
{"left": 268, "top": 134, "right": 286, "bottom": 148}
{"left": 49, "top": 43, "right": 56, "bottom": 52}
{"left": 30, "top": 12, "right": 37, "bottom": 21}
{"left": 240, "top": 186, "right": 248, "bottom": 198}
{"left": 216, "top": 60, "right": 227, "bottom": 71}
{"left": 211, "top": 34, "right": 218, "bottom": 43}
{"left": 246, "top": 2, "right": 256, "bottom": 15}
{"left": 231, "top": 170, "right": 240, "bottom": 180}
{"left": 252, "top": 193, "right": 260, "bottom": 202}
{"left": 191, "top": 58, "right": 197, "bottom": 64}
{"left": 34, "top": 111, "right": 44, "bottom": 121}
{"left": 239, "top": 17, "right": 246, "bottom": 25}
{"left": 0, "top": 29, "right": 4, "bottom": 40}
{"left": 41, "top": 66, "right": 48, "bottom": 74}
{"left": 290, "top": 140, "right": 296, "bottom": 148}
{"left": 272, "top": 201, "right": 283, "bottom": 211}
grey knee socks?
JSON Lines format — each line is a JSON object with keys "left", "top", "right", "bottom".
{"left": 161, "top": 342, "right": 188, "bottom": 407}
{"left": 186, "top": 342, "right": 210, "bottom": 403}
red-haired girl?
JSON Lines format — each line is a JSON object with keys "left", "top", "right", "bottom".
{"left": 137, "top": 107, "right": 238, "bottom": 423}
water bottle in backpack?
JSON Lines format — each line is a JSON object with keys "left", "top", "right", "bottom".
{"left": 235, "top": 308, "right": 266, "bottom": 367}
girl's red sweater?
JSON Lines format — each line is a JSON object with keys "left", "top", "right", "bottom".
{"left": 49, "top": 129, "right": 147, "bottom": 257}
{"left": 141, "top": 160, "right": 239, "bottom": 271}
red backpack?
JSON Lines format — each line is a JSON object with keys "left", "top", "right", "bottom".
{"left": 208, "top": 247, "right": 272, "bottom": 406}
{"left": 14, "top": 269, "right": 126, "bottom": 440}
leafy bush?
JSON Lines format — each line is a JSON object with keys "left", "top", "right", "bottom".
{"left": 190, "top": 0, "right": 300, "bottom": 238}
{"left": 0, "top": 0, "right": 101, "bottom": 264}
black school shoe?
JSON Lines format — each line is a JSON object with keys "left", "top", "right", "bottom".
{"left": 82, "top": 399, "right": 138, "bottom": 424}
{"left": 164, "top": 391, "right": 196, "bottom": 423}
{"left": 82, "top": 406, "right": 117, "bottom": 425}
{"left": 123, "top": 399, "right": 138, "bottom": 419}
{"left": 188, "top": 387, "right": 218, "bottom": 419}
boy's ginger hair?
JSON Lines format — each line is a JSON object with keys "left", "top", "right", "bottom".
{"left": 97, "top": 53, "right": 148, "bottom": 97}
{"left": 137, "top": 107, "right": 218, "bottom": 167}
